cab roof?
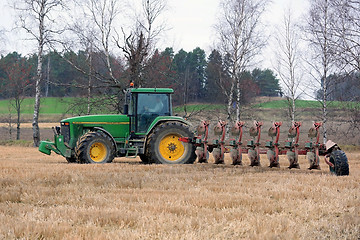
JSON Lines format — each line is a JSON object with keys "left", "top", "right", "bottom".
{"left": 129, "top": 88, "right": 174, "bottom": 94}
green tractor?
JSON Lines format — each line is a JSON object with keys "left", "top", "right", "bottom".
{"left": 39, "top": 88, "right": 197, "bottom": 164}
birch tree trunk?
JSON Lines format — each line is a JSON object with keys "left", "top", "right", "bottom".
{"left": 236, "top": 78, "right": 241, "bottom": 121}
{"left": 322, "top": 69, "right": 328, "bottom": 143}
{"left": 16, "top": 99, "right": 21, "bottom": 140}
{"left": 87, "top": 45, "right": 92, "bottom": 115}
{"left": 33, "top": 43, "right": 43, "bottom": 146}
{"left": 226, "top": 82, "right": 235, "bottom": 123}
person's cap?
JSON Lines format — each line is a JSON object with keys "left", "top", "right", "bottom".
{"left": 325, "top": 140, "right": 337, "bottom": 151}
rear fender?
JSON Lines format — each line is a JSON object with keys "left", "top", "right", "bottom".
{"left": 146, "top": 117, "right": 191, "bottom": 135}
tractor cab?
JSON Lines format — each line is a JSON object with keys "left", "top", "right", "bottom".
{"left": 124, "top": 88, "right": 174, "bottom": 134}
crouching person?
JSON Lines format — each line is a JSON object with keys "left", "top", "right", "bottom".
{"left": 324, "top": 140, "right": 349, "bottom": 176}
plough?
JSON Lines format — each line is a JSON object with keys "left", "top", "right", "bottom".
{"left": 180, "top": 120, "right": 326, "bottom": 169}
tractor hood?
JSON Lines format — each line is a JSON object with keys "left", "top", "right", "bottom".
{"left": 61, "top": 114, "right": 130, "bottom": 124}
{"left": 61, "top": 114, "right": 130, "bottom": 139}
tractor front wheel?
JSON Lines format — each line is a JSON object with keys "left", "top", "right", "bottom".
{"left": 145, "top": 122, "right": 196, "bottom": 164}
{"left": 75, "top": 131, "right": 115, "bottom": 164}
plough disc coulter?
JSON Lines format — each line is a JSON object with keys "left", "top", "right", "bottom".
{"left": 180, "top": 120, "right": 326, "bottom": 169}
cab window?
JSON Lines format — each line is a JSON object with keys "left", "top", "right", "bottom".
{"left": 136, "top": 94, "right": 170, "bottom": 132}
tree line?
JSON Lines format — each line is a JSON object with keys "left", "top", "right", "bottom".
{"left": 0, "top": 48, "right": 281, "bottom": 106}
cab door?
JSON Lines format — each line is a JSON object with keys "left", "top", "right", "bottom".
{"left": 135, "top": 93, "right": 170, "bottom": 133}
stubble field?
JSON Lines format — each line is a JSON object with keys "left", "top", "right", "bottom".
{"left": 0, "top": 146, "right": 359, "bottom": 239}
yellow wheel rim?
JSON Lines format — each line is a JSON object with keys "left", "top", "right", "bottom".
{"left": 159, "top": 134, "right": 185, "bottom": 161}
{"left": 89, "top": 142, "right": 107, "bottom": 162}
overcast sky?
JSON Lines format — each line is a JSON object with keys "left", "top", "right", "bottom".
{"left": 165, "top": 0, "right": 308, "bottom": 53}
{"left": 0, "top": 0, "right": 308, "bottom": 53}
{"left": 0, "top": 0, "right": 314, "bottom": 98}
{"left": 0, "top": 0, "right": 310, "bottom": 75}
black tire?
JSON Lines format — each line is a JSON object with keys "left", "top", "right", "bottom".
{"left": 330, "top": 150, "right": 349, "bottom": 176}
{"left": 75, "top": 131, "right": 115, "bottom": 164}
{"left": 145, "top": 122, "right": 196, "bottom": 164}
{"left": 139, "top": 154, "right": 150, "bottom": 164}
{"left": 66, "top": 156, "right": 77, "bottom": 163}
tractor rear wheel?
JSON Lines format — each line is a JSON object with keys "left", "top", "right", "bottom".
{"left": 330, "top": 150, "right": 349, "bottom": 176}
{"left": 145, "top": 122, "right": 196, "bottom": 164}
{"left": 139, "top": 154, "right": 150, "bottom": 164}
{"left": 66, "top": 157, "right": 77, "bottom": 163}
{"left": 75, "top": 131, "right": 115, "bottom": 164}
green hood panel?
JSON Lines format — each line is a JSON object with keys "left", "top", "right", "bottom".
{"left": 62, "top": 114, "right": 129, "bottom": 124}
{"left": 63, "top": 115, "right": 130, "bottom": 139}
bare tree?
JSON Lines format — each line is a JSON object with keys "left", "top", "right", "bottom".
{"left": 63, "top": 0, "right": 167, "bottom": 95}
{"left": 274, "top": 7, "right": 303, "bottom": 122}
{"left": 304, "top": 0, "right": 337, "bottom": 143}
{"left": 86, "top": 0, "right": 120, "bottom": 85}
{"left": 331, "top": 0, "right": 360, "bottom": 72}
{"left": 0, "top": 52, "right": 33, "bottom": 140}
{"left": 138, "top": 0, "right": 167, "bottom": 53}
{"left": 60, "top": 0, "right": 125, "bottom": 114}
{"left": 215, "top": 0, "right": 267, "bottom": 122}
{"left": 116, "top": 0, "right": 167, "bottom": 87}
{"left": 118, "top": 30, "right": 148, "bottom": 86}
{"left": 5, "top": 60, "right": 32, "bottom": 140}
{"left": 65, "top": 17, "right": 99, "bottom": 114}
{"left": 64, "top": 0, "right": 122, "bottom": 84}
{"left": 330, "top": 1, "right": 360, "bottom": 143}
{"left": 14, "top": 0, "right": 66, "bottom": 146}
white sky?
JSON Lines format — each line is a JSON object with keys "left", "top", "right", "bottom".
{"left": 0, "top": 0, "right": 314, "bottom": 98}
{"left": 0, "top": 0, "right": 312, "bottom": 97}
{"left": 1, "top": 0, "right": 308, "bottom": 55}
{"left": 165, "top": 0, "right": 309, "bottom": 59}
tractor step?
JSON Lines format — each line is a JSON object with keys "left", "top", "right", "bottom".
{"left": 125, "top": 147, "right": 139, "bottom": 158}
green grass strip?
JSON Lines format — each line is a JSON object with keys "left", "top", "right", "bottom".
{"left": 252, "top": 99, "right": 360, "bottom": 109}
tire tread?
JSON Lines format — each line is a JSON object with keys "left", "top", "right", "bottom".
{"left": 331, "top": 150, "right": 349, "bottom": 176}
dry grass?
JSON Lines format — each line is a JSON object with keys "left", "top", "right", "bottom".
{"left": 0, "top": 146, "right": 359, "bottom": 240}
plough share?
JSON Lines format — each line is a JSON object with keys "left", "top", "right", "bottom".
{"left": 180, "top": 120, "right": 326, "bottom": 169}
